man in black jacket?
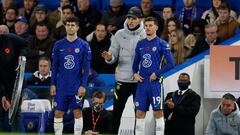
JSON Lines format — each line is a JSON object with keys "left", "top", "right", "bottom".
{"left": 0, "top": 33, "right": 29, "bottom": 131}
{"left": 164, "top": 73, "right": 201, "bottom": 135}
{"left": 187, "top": 23, "right": 221, "bottom": 58}
{"left": 83, "top": 90, "right": 112, "bottom": 134}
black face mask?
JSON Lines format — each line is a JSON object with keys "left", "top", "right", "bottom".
{"left": 178, "top": 81, "right": 190, "bottom": 90}
{"left": 93, "top": 104, "right": 103, "bottom": 112}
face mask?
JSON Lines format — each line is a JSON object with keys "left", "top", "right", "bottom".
{"left": 178, "top": 82, "right": 189, "bottom": 90}
{"left": 93, "top": 104, "right": 103, "bottom": 112}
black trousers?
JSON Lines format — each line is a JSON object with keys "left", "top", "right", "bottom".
{"left": 112, "top": 81, "right": 137, "bottom": 133}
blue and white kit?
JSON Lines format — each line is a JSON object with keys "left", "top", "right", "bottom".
{"left": 132, "top": 36, "right": 174, "bottom": 111}
{"left": 51, "top": 38, "right": 91, "bottom": 111}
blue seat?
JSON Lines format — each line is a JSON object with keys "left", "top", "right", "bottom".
{"left": 20, "top": 100, "right": 51, "bottom": 133}
{"left": 20, "top": 112, "right": 48, "bottom": 133}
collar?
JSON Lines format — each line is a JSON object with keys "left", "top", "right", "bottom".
{"left": 39, "top": 73, "right": 50, "bottom": 80}
{"left": 178, "top": 89, "right": 188, "bottom": 95}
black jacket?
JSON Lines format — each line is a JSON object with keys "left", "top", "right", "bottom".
{"left": 164, "top": 89, "right": 201, "bottom": 135}
{"left": 187, "top": 36, "right": 221, "bottom": 58}
{"left": 89, "top": 33, "right": 116, "bottom": 73}
{"left": 0, "top": 34, "right": 29, "bottom": 99}
{"left": 74, "top": 6, "right": 101, "bottom": 39}
{"left": 25, "top": 35, "right": 55, "bottom": 72}
{"left": 83, "top": 107, "right": 112, "bottom": 133}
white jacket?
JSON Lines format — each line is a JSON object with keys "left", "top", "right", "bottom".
{"left": 106, "top": 20, "right": 146, "bottom": 82}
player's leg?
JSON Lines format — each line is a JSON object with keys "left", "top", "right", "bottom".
{"left": 53, "top": 95, "right": 66, "bottom": 135}
{"left": 112, "top": 82, "right": 134, "bottom": 133}
{"left": 135, "top": 83, "right": 149, "bottom": 135}
{"left": 73, "top": 108, "right": 83, "bottom": 135}
{"left": 71, "top": 95, "right": 84, "bottom": 135}
{"left": 151, "top": 81, "right": 165, "bottom": 135}
{"left": 54, "top": 110, "right": 64, "bottom": 135}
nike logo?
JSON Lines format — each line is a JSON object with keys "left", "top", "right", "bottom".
{"left": 60, "top": 49, "right": 65, "bottom": 52}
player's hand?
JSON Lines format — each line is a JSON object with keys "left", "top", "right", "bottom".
{"left": 101, "top": 51, "right": 112, "bottom": 61}
{"left": 134, "top": 73, "right": 144, "bottom": 82}
{"left": 165, "top": 98, "right": 174, "bottom": 109}
{"left": 50, "top": 85, "right": 56, "bottom": 96}
{"left": 2, "top": 96, "right": 11, "bottom": 111}
{"left": 150, "top": 72, "right": 157, "bottom": 81}
{"left": 78, "top": 86, "right": 86, "bottom": 96}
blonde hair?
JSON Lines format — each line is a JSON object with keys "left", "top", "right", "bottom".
{"left": 169, "top": 29, "right": 187, "bottom": 65}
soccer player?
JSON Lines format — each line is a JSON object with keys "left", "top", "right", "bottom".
{"left": 50, "top": 16, "right": 91, "bottom": 135}
{"left": 132, "top": 17, "right": 175, "bottom": 135}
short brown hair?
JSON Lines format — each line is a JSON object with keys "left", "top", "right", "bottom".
{"left": 218, "top": 2, "right": 231, "bottom": 12}
{"left": 144, "top": 17, "right": 158, "bottom": 26}
{"left": 64, "top": 16, "right": 79, "bottom": 26}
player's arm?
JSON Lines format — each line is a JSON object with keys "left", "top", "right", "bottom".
{"left": 132, "top": 42, "right": 143, "bottom": 82}
{"left": 155, "top": 42, "right": 175, "bottom": 78}
{"left": 132, "top": 42, "right": 141, "bottom": 74}
{"left": 50, "top": 43, "right": 59, "bottom": 96}
{"left": 81, "top": 43, "right": 91, "bottom": 88}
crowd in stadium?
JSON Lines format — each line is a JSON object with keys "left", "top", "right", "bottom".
{"left": 0, "top": 0, "right": 240, "bottom": 134}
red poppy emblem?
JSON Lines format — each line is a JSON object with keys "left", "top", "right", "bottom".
{"left": 67, "top": 48, "right": 72, "bottom": 52}
{"left": 5, "top": 48, "right": 10, "bottom": 54}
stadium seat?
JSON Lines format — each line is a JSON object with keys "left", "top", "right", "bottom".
{"left": 20, "top": 99, "right": 51, "bottom": 133}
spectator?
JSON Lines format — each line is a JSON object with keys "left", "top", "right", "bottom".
{"left": 49, "top": 0, "right": 71, "bottom": 28}
{"left": 201, "top": 0, "right": 237, "bottom": 24}
{"left": 101, "top": 0, "right": 128, "bottom": 34}
{"left": 176, "top": 0, "right": 203, "bottom": 35}
{"left": 0, "top": 25, "right": 9, "bottom": 34}
{"left": 22, "top": 56, "right": 51, "bottom": 100}
{"left": 184, "top": 19, "right": 207, "bottom": 51}
{"left": 162, "top": 6, "right": 175, "bottom": 25}
{"left": 187, "top": 23, "right": 220, "bottom": 58}
{"left": 25, "top": 22, "right": 55, "bottom": 72}
{"left": 14, "top": 16, "right": 32, "bottom": 40}
{"left": 169, "top": 30, "right": 190, "bottom": 65}
{"left": 53, "top": 5, "right": 82, "bottom": 40}
{"left": 88, "top": 23, "right": 116, "bottom": 74}
{"left": 205, "top": 93, "right": 240, "bottom": 135}
{"left": 83, "top": 91, "right": 112, "bottom": 134}
{"left": 161, "top": 17, "right": 181, "bottom": 42}
{"left": 215, "top": 2, "right": 240, "bottom": 41}
{"left": 102, "top": 6, "right": 146, "bottom": 133}
{"left": 3, "top": 7, "right": 18, "bottom": 33}
{"left": 74, "top": 0, "right": 101, "bottom": 39}
{"left": 0, "top": 0, "right": 15, "bottom": 24}
{"left": 18, "top": 0, "right": 38, "bottom": 21}
{"left": 164, "top": 73, "right": 201, "bottom": 135}
{"left": 29, "top": 4, "right": 54, "bottom": 35}
{"left": 140, "top": 0, "right": 164, "bottom": 36}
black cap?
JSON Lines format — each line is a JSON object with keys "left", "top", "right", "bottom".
{"left": 126, "top": 6, "right": 142, "bottom": 18}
